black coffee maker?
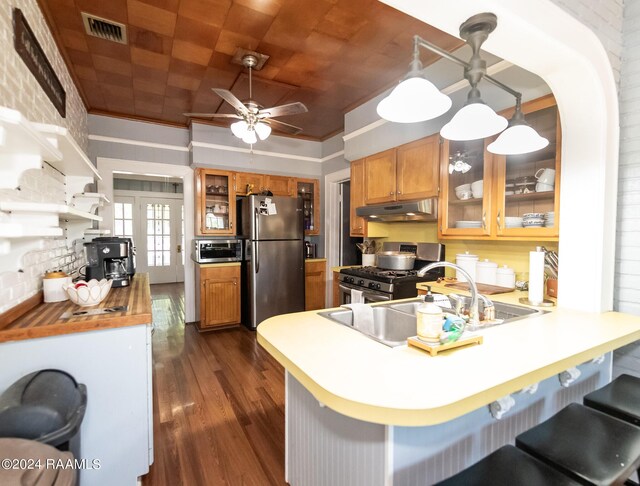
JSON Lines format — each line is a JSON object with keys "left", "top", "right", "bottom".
{"left": 84, "top": 237, "right": 136, "bottom": 287}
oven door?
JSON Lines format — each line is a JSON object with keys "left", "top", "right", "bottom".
{"left": 338, "top": 282, "right": 392, "bottom": 305}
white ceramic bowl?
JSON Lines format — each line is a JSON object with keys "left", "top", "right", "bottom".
{"left": 63, "top": 279, "right": 112, "bottom": 307}
{"left": 536, "top": 182, "right": 554, "bottom": 192}
{"left": 455, "top": 190, "right": 473, "bottom": 200}
{"left": 471, "top": 180, "right": 483, "bottom": 198}
{"left": 455, "top": 183, "right": 471, "bottom": 193}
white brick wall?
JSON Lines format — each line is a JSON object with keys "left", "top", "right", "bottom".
{"left": 0, "top": 0, "right": 87, "bottom": 148}
{"left": 0, "top": 1, "right": 89, "bottom": 314}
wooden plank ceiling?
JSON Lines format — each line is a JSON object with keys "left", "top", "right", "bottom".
{"left": 37, "top": 0, "right": 463, "bottom": 140}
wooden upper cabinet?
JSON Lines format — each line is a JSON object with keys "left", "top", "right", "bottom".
{"left": 195, "top": 168, "right": 236, "bottom": 236}
{"left": 396, "top": 135, "right": 440, "bottom": 201}
{"left": 235, "top": 172, "right": 265, "bottom": 196}
{"left": 350, "top": 158, "right": 367, "bottom": 237}
{"left": 364, "top": 148, "right": 397, "bottom": 204}
{"left": 297, "top": 178, "right": 320, "bottom": 235}
{"left": 264, "top": 175, "right": 295, "bottom": 196}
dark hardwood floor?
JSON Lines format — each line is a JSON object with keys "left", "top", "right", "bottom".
{"left": 143, "top": 283, "right": 286, "bottom": 486}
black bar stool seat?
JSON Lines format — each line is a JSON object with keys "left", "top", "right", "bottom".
{"left": 584, "top": 374, "right": 640, "bottom": 426}
{"left": 435, "top": 445, "right": 581, "bottom": 486}
{"left": 516, "top": 403, "right": 640, "bottom": 485}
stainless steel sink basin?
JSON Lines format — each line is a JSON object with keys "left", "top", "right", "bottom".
{"left": 319, "top": 297, "right": 547, "bottom": 347}
{"left": 318, "top": 307, "right": 417, "bottom": 347}
{"left": 388, "top": 297, "right": 546, "bottom": 325}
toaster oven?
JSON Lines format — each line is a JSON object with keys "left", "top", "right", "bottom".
{"left": 193, "top": 239, "right": 242, "bottom": 263}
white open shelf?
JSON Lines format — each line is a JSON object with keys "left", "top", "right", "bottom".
{"left": 70, "top": 192, "right": 110, "bottom": 213}
{"left": 34, "top": 123, "right": 100, "bottom": 180}
{"left": 84, "top": 229, "right": 111, "bottom": 235}
{"left": 0, "top": 201, "right": 102, "bottom": 224}
{"left": 0, "top": 107, "right": 62, "bottom": 189}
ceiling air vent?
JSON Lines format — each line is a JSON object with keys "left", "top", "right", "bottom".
{"left": 81, "top": 12, "right": 127, "bottom": 44}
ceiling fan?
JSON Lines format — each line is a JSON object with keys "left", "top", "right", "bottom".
{"left": 184, "top": 50, "right": 308, "bottom": 144}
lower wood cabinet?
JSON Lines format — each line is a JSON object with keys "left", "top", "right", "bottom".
{"left": 305, "top": 260, "right": 326, "bottom": 311}
{"left": 196, "top": 264, "right": 241, "bottom": 330}
{"left": 333, "top": 271, "right": 340, "bottom": 307}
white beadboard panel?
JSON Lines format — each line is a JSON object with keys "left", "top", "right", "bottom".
{"left": 392, "top": 359, "right": 608, "bottom": 485}
{"left": 286, "top": 358, "right": 610, "bottom": 486}
{"left": 616, "top": 301, "right": 640, "bottom": 315}
{"left": 287, "top": 373, "right": 386, "bottom": 486}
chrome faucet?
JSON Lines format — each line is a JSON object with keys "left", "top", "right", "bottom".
{"left": 417, "top": 262, "right": 494, "bottom": 327}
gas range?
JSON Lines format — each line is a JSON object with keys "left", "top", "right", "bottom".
{"left": 338, "top": 242, "right": 445, "bottom": 302}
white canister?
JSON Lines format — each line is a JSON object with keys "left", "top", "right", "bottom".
{"left": 476, "top": 259, "right": 498, "bottom": 285}
{"left": 43, "top": 271, "right": 72, "bottom": 303}
{"left": 455, "top": 252, "right": 478, "bottom": 282}
{"left": 496, "top": 265, "right": 516, "bottom": 289}
{"left": 362, "top": 254, "right": 376, "bottom": 267}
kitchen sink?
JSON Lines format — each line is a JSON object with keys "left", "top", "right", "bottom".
{"left": 319, "top": 297, "right": 547, "bottom": 347}
{"left": 318, "top": 307, "right": 418, "bottom": 347}
{"left": 387, "top": 297, "right": 545, "bottom": 324}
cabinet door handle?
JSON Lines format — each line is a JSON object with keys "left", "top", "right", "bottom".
{"left": 230, "top": 222, "right": 233, "bottom": 229}
{"left": 482, "top": 211, "right": 487, "bottom": 231}
{"left": 497, "top": 210, "right": 502, "bottom": 230}
{"left": 389, "top": 191, "right": 394, "bottom": 196}
{"left": 397, "top": 191, "right": 402, "bottom": 195}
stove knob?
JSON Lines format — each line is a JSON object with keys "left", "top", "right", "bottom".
{"left": 375, "top": 283, "right": 381, "bottom": 290}
{"left": 347, "top": 277, "right": 354, "bottom": 283}
{"left": 358, "top": 279, "right": 364, "bottom": 285}
{"left": 368, "top": 282, "right": 375, "bottom": 288}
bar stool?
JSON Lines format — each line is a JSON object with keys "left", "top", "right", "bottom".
{"left": 583, "top": 374, "right": 640, "bottom": 426}
{"left": 516, "top": 403, "right": 640, "bottom": 485}
{"left": 435, "top": 445, "right": 581, "bottom": 485}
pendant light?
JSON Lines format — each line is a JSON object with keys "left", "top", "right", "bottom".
{"left": 378, "top": 13, "right": 548, "bottom": 154}
{"left": 487, "top": 98, "right": 549, "bottom": 154}
{"left": 376, "top": 41, "right": 452, "bottom": 123}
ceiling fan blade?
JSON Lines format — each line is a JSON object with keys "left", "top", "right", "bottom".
{"left": 183, "top": 113, "right": 242, "bottom": 119}
{"left": 212, "top": 88, "right": 249, "bottom": 115}
{"left": 258, "top": 102, "right": 308, "bottom": 118}
{"left": 268, "top": 119, "right": 303, "bottom": 135}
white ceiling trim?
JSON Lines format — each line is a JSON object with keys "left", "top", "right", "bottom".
{"left": 321, "top": 150, "right": 345, "bottom": 162}
{"left": 342, "top": 60, "right": 514, "bottom": 142}
{"left": 189, "top": 141, "right": 326, "bottom": 163}
{"left": 88, "top": 134, "right": 189, "bottom": 152}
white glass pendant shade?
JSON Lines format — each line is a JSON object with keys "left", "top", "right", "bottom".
{"left": 487, "top": 124, "right": 549, "bottom": 155}
{"left": 231, "top": 120, "right": 248, "bottom": 138}
{"left": 242, "top": 128, "right": 257, "bottom": 144}
{"left": 255, "top": 121, "right": 272, "bottom": 140}
{"left": 377, "top": 77, "right": 452, "bottom": 123}
{"left": 440, "top": 102, "right": 508, "bottom": 141}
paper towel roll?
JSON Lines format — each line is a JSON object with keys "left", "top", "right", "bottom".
{"left": 529, "top": 249, "right": 545, "bottom": 304}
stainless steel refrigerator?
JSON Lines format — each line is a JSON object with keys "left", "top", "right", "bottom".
{"left": 238, "top": 195, "right": 305, "bottom": 329}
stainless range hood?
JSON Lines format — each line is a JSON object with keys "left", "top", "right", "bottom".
{"left": 356, "top": 198, "right": 437, "bottom": 222}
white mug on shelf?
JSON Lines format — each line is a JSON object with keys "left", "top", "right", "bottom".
{"left": 535, "top": 168, "right": 556, "bottom": 185}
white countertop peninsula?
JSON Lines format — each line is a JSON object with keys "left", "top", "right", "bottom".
{"left": 257, "top": 295, "right": 640, "bottom": 485}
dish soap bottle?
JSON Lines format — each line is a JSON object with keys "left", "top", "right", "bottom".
{"left": 416, "top": 288, "right": 444, "bottom": 343}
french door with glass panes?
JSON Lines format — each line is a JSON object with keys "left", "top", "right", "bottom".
{"left": 114, "top": 196, "right": 184, "bottom": 284}
{"left": 138, "top": 198, "right": 184, "bottom": 284}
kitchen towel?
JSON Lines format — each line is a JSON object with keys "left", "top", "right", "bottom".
{"left": 342, "top": 303, "right": 374, "bottom": 335}
{"left": 350, "top": 288, "right": 364, "bottom": 304}
{"left": 529, "top": 249, "right": 545, "bottom": 304}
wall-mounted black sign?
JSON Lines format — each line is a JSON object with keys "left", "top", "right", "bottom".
{"left": 13, "top": 8, "right": 66, "bottom": 117}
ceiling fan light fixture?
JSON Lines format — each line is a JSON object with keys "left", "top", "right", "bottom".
{"left": 377, "top": 76, "right": 452, "bottom": 123}
{"left": 242, "top": 128, "right": 257, "bottom": 145}
{"left": 441, "top": 100, "right": 508, "bottom": 141}
{"left": 255, "top": 121, "right": 271, "bottom": 141}
{"left": 231, "top": 120, "right": 248, "bottom": 138}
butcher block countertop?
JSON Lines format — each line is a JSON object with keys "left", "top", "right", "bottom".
{"left": 0, "top": 273, "right": 152, "bottom": 344}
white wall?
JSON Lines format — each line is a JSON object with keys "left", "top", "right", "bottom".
{"left": 0, "top": 0, "right": 89, "bottom": 314}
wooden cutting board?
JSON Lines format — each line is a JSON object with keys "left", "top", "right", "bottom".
{"left": 444, "top": 282, "right": 514, "bottom": 295}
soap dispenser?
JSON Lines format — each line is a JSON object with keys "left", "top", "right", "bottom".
{"left": 416, "top": 287, "right": 444, "bottom": 343}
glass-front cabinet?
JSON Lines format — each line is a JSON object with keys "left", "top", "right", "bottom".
{"left": 195, "top": 168, "right": 236, "bottom": 236}
{"left": 439, "top": 94, "right": 560, "bottom": 241}
{"left": 494, "top": 97, "right": 560, "bottom": 238}
{"left": 439, "top": 138, "right": 493, "bottom": 237}
{"left": 296, "top": 178, "right": 320, "bottom": 236}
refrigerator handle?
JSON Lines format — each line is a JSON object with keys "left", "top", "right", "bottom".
{"left": 254, "top": 208, "right": 260, "bottom": 274}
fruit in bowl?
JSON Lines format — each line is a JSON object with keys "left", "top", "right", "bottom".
{"left": 63, "top": 279, "right": 112, "bottom": 307}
